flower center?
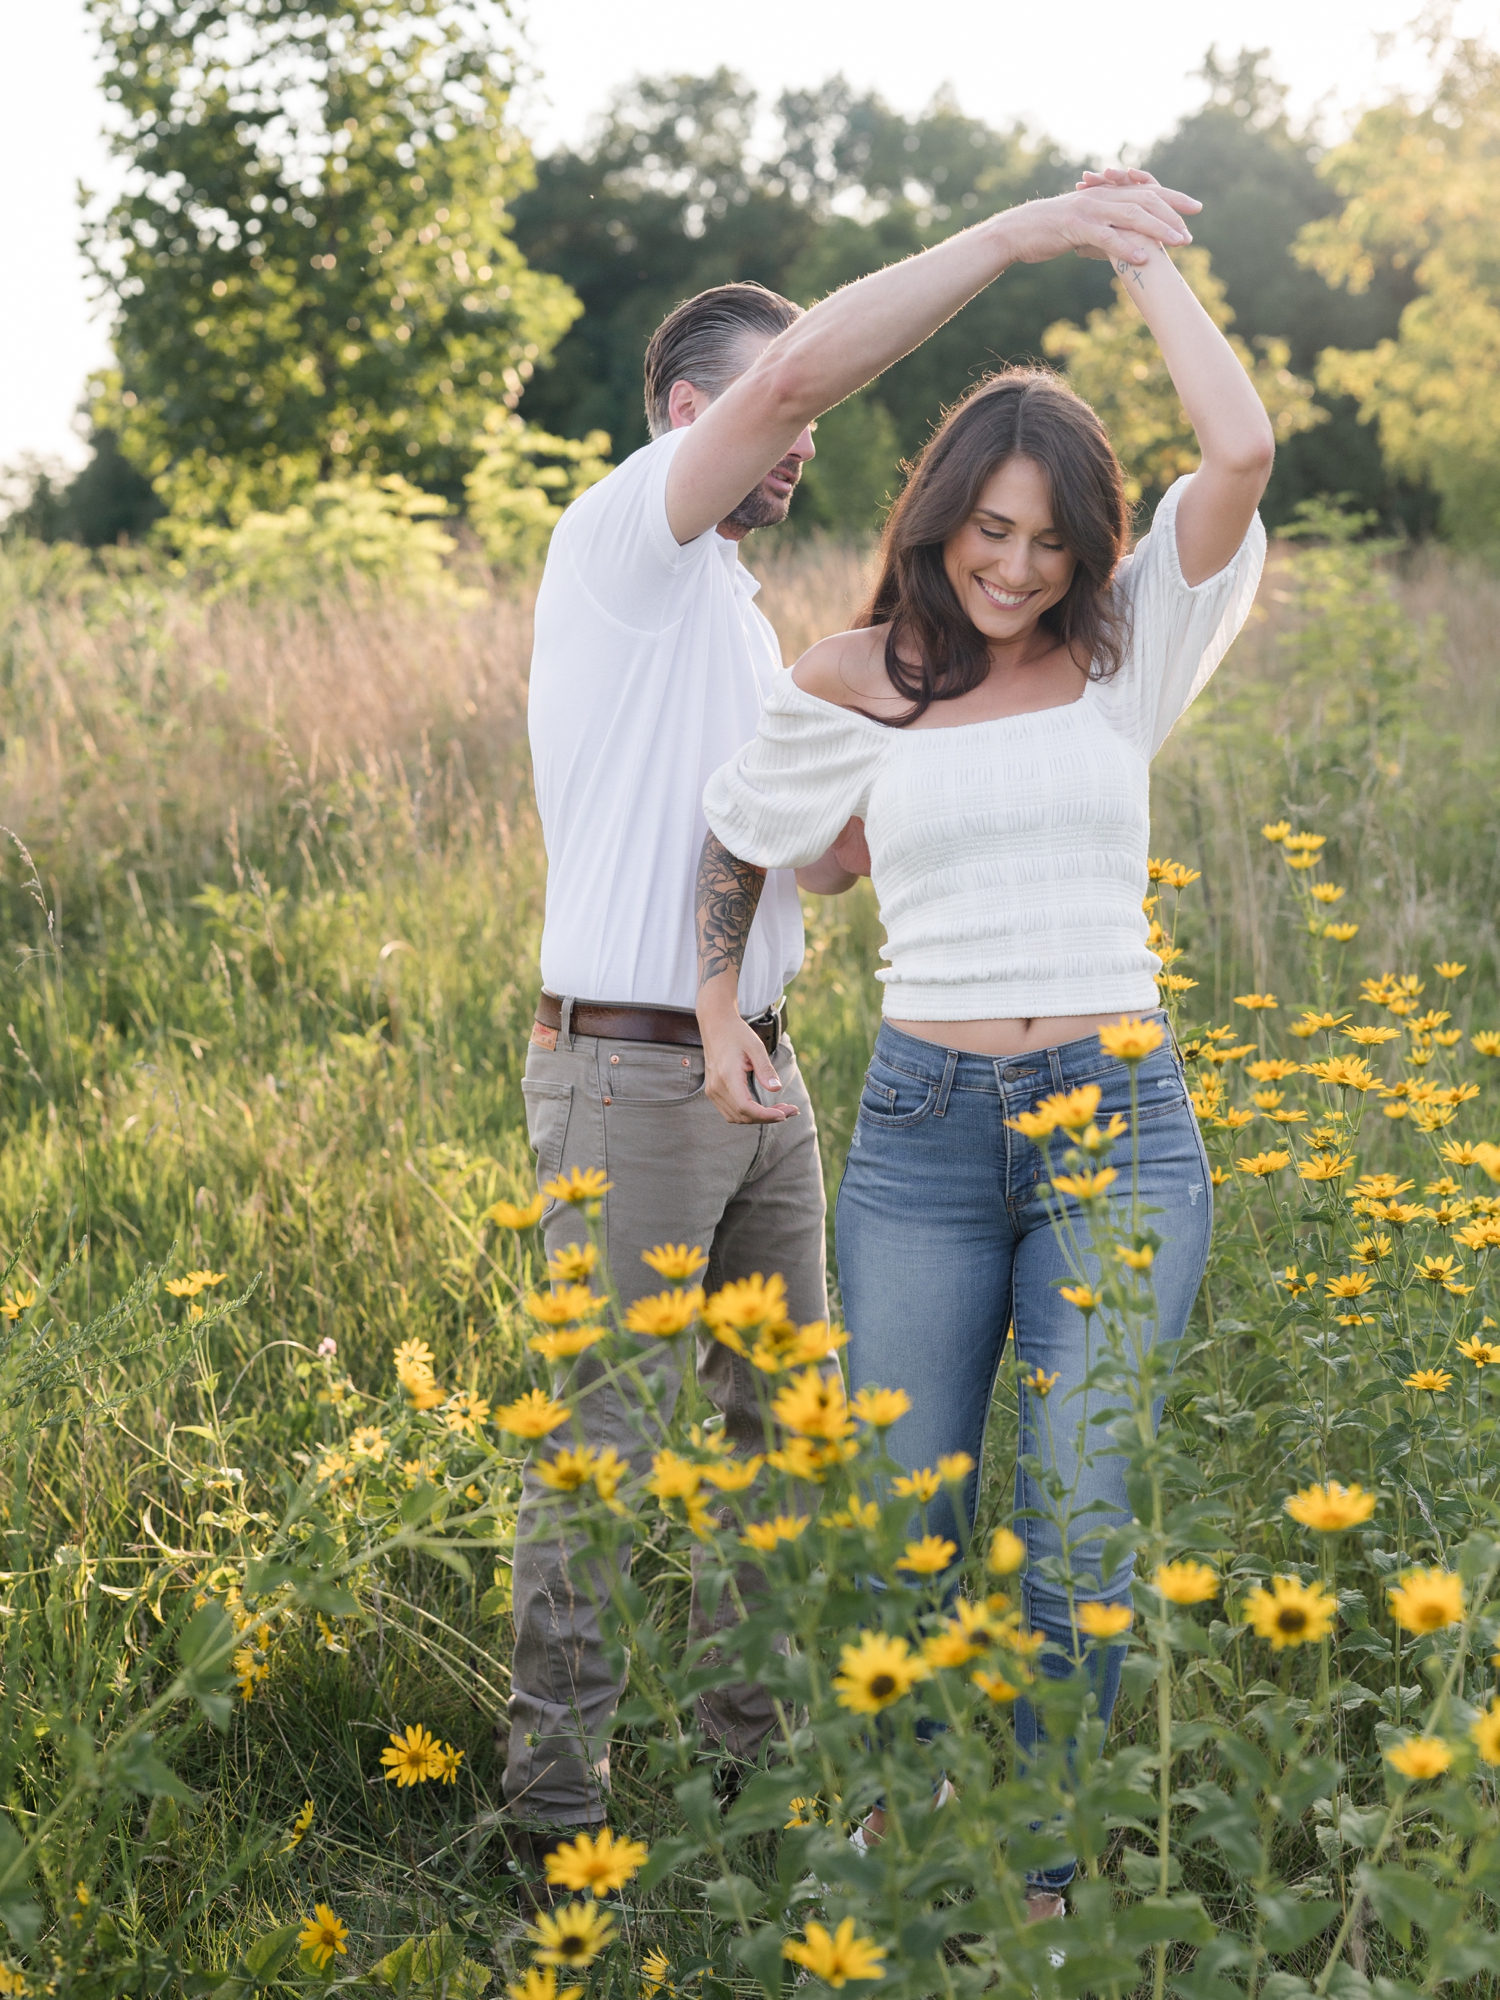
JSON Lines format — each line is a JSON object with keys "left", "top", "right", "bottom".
{"left": 1276, "top": 1608, "right": 1308, "bottom": 1634}
{"left": 869, "top": 1674, "right": 896, "bottom": 1699}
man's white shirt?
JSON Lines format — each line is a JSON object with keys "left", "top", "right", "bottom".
{"left": 529, "top": 428, "right": 805, "bottom": 1017}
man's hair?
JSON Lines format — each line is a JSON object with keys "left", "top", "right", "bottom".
{"left": 643, "top": 282, "right": 802, "bottom": 438}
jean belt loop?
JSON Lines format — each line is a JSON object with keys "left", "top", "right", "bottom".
{"left": 559, "top": 995, "right": 575, "bottom": 1053}
{"left": 935, "top": 1048, "right": 959, "bottom": 1118}
{"left": 1048, "top": 1044, "right": 1066, "bottom": 1092}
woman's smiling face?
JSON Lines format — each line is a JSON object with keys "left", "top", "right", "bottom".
{"left": 942, "top": 454, "right": 1077, "bottom": 644}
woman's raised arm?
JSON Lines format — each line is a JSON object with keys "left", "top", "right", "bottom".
{"left": 1080, "top": 167, "right": 1276, "bottom": 585}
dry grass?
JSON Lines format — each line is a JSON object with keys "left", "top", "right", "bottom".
{"left": 3, "top": 527, "right": 1496, "bottom": 1001}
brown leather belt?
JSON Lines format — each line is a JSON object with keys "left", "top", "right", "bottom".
{"left": 535, "top": 990, "right": 784, "bottom": 1056}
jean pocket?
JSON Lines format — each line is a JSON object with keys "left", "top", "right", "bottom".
{"left": 858, "top": 1058, "right": 938, "bottom": 1129}
{"left": 1133, "top": 1057, "right": 1191, "bottom": 1123}
{"left": 602, "top": 1045, "right": 706, "bottom": 1107}
{"left": 522, "top": 1077, "right": 574, "bottom": 1185}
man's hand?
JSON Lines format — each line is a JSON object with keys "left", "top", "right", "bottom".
{"left": 1003, "top": 175, "right": 1198, "bottom": 267}
{"left": 700, "top": 987, "right": 798, "bottom": 1125}
{"left": 695, "top": 830, "right": 797, "bottom": 1124}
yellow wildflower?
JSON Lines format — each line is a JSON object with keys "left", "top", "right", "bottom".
{"left": 851, "top": 1385, "right": 912, "bottom": 1429}
{"left": 937, "top": 1451, "right": 975, "bottom": 1483}
{"left": 1115, "top": 1243, "right": 1154, "bottom": 1271}
{"left": 893, "top": 1466, "right": 942, "bottom": 1502}
{"left": 1298, "top": 1153, "right": 1353, "bottom": 1183}
{"left": 537, "top": 1447, "right": 602, "bottom": 1493}
{"left": 1261, "top": 820, "right": 1291, "bottom": 843}
{"left": 541, "top": 1167, "right": 613, "bottom": 1206}
{"left": 298, "top": 1905, "right": 350, "bottom": 1971}
{"left": 1152, "top": 1560, "right": 1219, "bottom": 1605}
{"left": 1385, "top": 1736, "right": 1452, "bottom": 1781}
{"left": 989, "top": 1527, "right": 1027, "bottom": 1574}
{"left": 528, "top": 1901, "right": 615, "bottom": 1969}
{"left": 495, "top": 1389, "right": 571, "bottom": 1438}
{"left": 832, "top": 1631, "right": 929, "bottom": 1714}
{"left": 1244, "top": 1576, "right": 1337, "bottom": 1648}
{"left": 1077, "top": 1602, "right": 1132, "bottom": 1639}
{"left": 1324, "top": 922, "right": 1360, "bottom": 942}
{"left": 486, "top": 1194, "right": 547, "bottom": 1229}
{"left": 379, "top": 1724, "right": 444, "bottom": 1786}
{"left": 443, "top": 1390, "right": 492, "bottom": 1436}
{"left": 1285, "top": 1481, "right": 1376, "bottom": 1531}
{"left": 623, "top": 1288, "right": 704, "bottom": 1338}
{"left": 641, "top": 1242, "right": 709, "bottom": 1282}
{"left": 1324, "top": 1272, "right": 1373, "bottom": 1300}
{"left": 972, "top": 1669, "right": 1022, "bottom": 1703}
{"left": 900, "top": 1535, "right": 958, "bottom": 1576}
{"left": 1050, "top": 1167, "right": 1119, "bottom": 1200}
{"left": 1098, "top": 1016, "right": 1165, "bottom": 1062}
{"left": 1405, "top": 1368, "right": 1452, "bottom": 1391}
{"left": 547, "top": 1244, "right": 599, "bottom": 1285}
{"left": 545, "top": 1826, "right": 650, "bottom": 1898}
{"left": 283, "top": 1797, "right": 316, "bottom": 1852}
{"left": 740, "top": 1514, "right": 810, "bottom": 1551}
{"left": 772, "top": 1366, "right": 853, "bottom": 1441}
{"left": 530, "top": 1324, "right": 610, "bottom": 1362}
{"left": 1457, "top": 1336, "right": 1500, "bottom": 1368}
{"left": 1023, "top": 1366, "right": 1061, "bottom": 1397}
{"left": 646, "top": 1449, "right": 702, "bottom": 1501}
{"left": 1388, "top": 1568, "right": 1464, "bottom": 1634}
{"left": 782, "top": 1918, "right": 887, "bottom": 1989}
{"left": 525, "top": 1284, "right": 605, "bottom": 1326}
{"left": 1238, "top": 1150, "right": 1291, "bottom": 1177}
{"left": 1034, "top": 1084, "right": 1102, "bottom": 1132}
{"left": 1472, "top": 1700, "right": 1500, "bottom": 1764}
{"left": 1059, "top": 1281, "right": 1102, "bottom": 1310}
{"left": 1234, "top": 992, "right": 1279, "bottom": 1010}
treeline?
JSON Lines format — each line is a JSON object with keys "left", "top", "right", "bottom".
{"left": 508, "top": 52, "right": 1426, "bottom": 534}
{"left": 12, "top": 15, "right": 1500, "bottom": 562}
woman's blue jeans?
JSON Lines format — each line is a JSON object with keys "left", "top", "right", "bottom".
{"left": 836, "top": 1016, "right": 1212, "bottom": 1889}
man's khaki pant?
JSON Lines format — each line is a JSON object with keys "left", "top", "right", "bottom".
{"left": 504, "top": 1016, "right": 828, "bottom": 1827}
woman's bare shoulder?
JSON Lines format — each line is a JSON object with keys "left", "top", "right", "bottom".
{"left": 790, "top": 626, "right": 898, "bottom": 711}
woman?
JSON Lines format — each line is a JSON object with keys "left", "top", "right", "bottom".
{"left": 695, "top": 171, "right": 1272, "bottom": 1915}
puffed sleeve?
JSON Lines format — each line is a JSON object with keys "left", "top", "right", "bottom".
{"left": 1097, "top": 474, "right": 1266, "bottom": 759}
{"left": 703, "top": 673, "right": 884, "bottom": 870}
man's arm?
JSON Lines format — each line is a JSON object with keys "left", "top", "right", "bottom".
{"left": 695, "top": 833, "right": 795, "bottom": 1126}
{"left": 665, "top": 179, "right": 1201, "bottom": 544}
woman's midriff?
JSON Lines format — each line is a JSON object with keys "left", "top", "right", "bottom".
{"left": 886, "top": 1014, "right": 1123, "bottom": 1058}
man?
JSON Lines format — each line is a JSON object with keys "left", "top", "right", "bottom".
{"left": 507, "top": 170, "right": 1200, "bottom": 1869}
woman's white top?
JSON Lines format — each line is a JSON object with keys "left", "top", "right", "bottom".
{"left": 703, "top": 475, "right": 1265, "bottom": 1021}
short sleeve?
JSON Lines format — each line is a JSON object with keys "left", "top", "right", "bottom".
{"left": 704, "top": 676, "right": 884, "bottom": 871}
{"left": 549, "top": 430, "right": 712, "bottom": 632}
{"left": 1098, "top": 474, "right": 1266, "bottom": 759}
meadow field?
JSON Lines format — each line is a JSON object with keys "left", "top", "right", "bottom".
{"left": 3, "top": 521, "right": 1500, "bottom": 1997}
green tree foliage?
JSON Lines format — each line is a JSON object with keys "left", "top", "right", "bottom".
{"left": 1294, "top": 36, "right": 1500, "bottom": 546}
{"left": 463, "top": 412, "right": 611, "bottom": 568}
{"left": 511, "top": 71, "right": 1112, "bottom": 526}
{"left": 1043, "top": 247, "right": 1325, "bottom": 509}
{"left": 84, "top": 0, "right": 582, "bottom": 528}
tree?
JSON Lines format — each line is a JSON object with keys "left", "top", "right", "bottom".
{"left": 85, "top": 0, "right": 582, "bottom": 527}
{"left": 1043, "top": 248, "right": 1324, "bottom": 511}
{"left": 1294, "top": 36, "right": 1500, "bottom": 545}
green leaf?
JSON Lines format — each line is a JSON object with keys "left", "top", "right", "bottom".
{"left": 112, "top": 1730, "right": 198, "bottom": 1802}
{"left": 704, "top": 1874, "right": 767, "bottom": 1924}
{"left": 1255, "top": 1890, "right": 1338, "bottom": 1954}
{"left": 637, "top": 1835, "right": 702, "bottom": 1892}
{"left": 1358, "top": 1862, "right": 1458, "bottom": 1942}
{"left": 1109, "top": 1896, "right": 1217, "bottom": 1949}
{"left": 673, "top": 1772, "right": 720, "bottom": 1841}
{"left": 730, "top": 1922, "right": 787, "bottom": 2000}
{"left": 365, "top": 1928, "right": 490, "bottom": 1995}
{"left": 240, "top": 1924, "right": 303, "bottom": 1981}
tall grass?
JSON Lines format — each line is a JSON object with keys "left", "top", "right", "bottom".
{"left": 0, "top": 524, "right": 1497, "bottom": 1991}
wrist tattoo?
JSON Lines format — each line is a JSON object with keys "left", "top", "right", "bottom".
{"left": 1116, "top": 257, "right": 1147, "bottom": 291}
{"left": 696, "top": 833, "right": 766, "bottom": 987}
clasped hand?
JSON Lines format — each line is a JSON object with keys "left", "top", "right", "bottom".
{"left": 1006, "top": 164, "right": 1199, "bottom": 268}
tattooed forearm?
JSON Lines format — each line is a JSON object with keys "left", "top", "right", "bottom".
{"left": 1116, "top": 257, "right": 1147, "bottom": 291}
{"left": 696, "top": 832, "right": 767, "bottom": 988}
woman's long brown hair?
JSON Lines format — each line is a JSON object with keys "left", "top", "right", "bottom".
{"left": 859, "top": 368, "right": 1132, "bottom": 727}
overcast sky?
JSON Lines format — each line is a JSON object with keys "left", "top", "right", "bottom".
{"left": 2, "top": 0, "right": 1489, "bottom": 470}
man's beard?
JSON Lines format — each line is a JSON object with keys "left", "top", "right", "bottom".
{"left": 723, "top": 464, "right": 800, "bottom": 533}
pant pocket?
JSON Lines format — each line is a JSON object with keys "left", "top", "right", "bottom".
{"left": 522, "top": 1077, "right": 574, "bottom": 1189}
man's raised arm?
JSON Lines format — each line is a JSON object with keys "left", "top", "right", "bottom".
{"left": 665, "top": 179, "right": 1201, "bottom": 545}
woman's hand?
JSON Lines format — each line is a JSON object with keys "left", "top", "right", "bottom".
{"left": 1002, "top": 175, "right": 1199, "bottom": 268}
